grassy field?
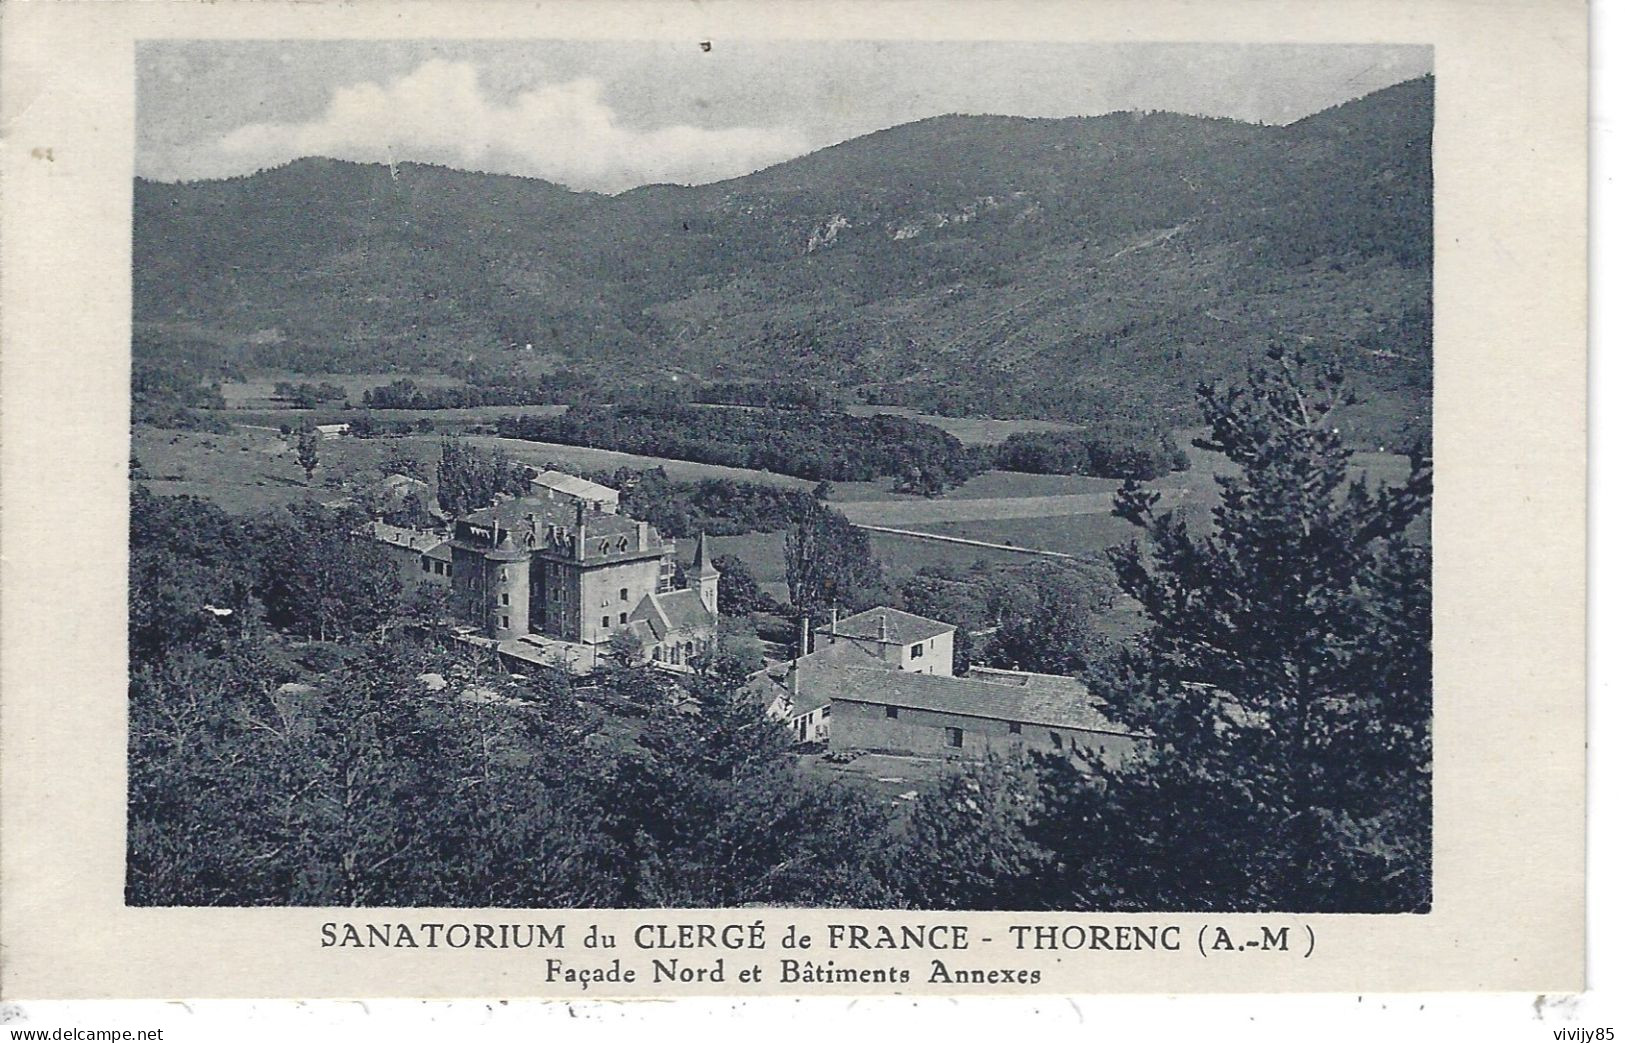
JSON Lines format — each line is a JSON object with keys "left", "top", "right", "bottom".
{"left": 133, "top": 425, "right": 816, "bottom": 517}
{"left": 835, "top": 490, "right": 1132, "bottom": 527}
{"left": 691, "top": 528, "right": 1062, "bottom": 600}
{"left": 459, "top": 436, "right": 817, "bottom": 489}
{"left": 132, "top": 425, "right": 374, "bottom": 515}
{"left": 220, "top": 405, "right": 568, "bottom": 429}
{"left": 910, "top": 514, "right": 1141, "bottom": 557}
{"left": 842, "top": 405, "right": 1083, "bottom": 446}
{"left": 822, "top": 469, "right": 1124, "bottom": 504}
{"left": 218, "top": 372, "right": 467, "bottom": 407}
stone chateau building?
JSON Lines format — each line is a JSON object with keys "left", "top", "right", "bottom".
{"left": 370, "top": 472, "right": 718, "bottom": 672}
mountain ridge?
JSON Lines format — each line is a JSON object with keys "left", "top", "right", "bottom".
{"left": 134, "top": 76, "right": 1432, "bottom": 444}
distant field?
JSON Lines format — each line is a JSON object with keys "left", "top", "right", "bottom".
{"left": 218, "top": 372, "right": 466, "bottom": 407}
{"left": 132, "top": 425, "right": 372, "bottom": 515}
{"left": 823, "top": 469, "right": 1124, "bottom": 504}
{"left": 910, "top": 514, "right": 1141, "bottom": 557}
{"left": 692, "top": 532, "right": 792, "bottom": 600}
{"left": 842, "top": 405, "right": 1083, "bottom": 446}
{"left": 868, "top": 529, "right": 1058, "bottom": 573}
{"left": 835, "top": 490, "right": 1154, "bottom": 528}
{"left": 132, "top": 425, "right": 815, "bottom": 517}
{"left": 459, "top": 436, "right": 817, "bottom": 489}
{"left": 219, "top": 405, "right": 568, "bottom": 428}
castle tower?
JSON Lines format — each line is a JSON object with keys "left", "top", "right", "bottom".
{"left": 691, "top": 532, "right": 720, "bottom": 616}
{"left": 482, "top": 531, "right": 531, "bottom": 640}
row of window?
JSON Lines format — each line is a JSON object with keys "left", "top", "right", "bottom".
{"left": 652, "top": 639, "right": 709, "bottom": 665}
{"left": 418, "top": 558, "right": 449, "bottom": 576}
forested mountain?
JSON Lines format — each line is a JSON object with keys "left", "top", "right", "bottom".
{"left": 134, "top": 76, "right": 1431, "bottom": 444}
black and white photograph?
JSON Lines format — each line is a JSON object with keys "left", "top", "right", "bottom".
{"left": 124, "top": 38, "right": 1437, "bottom": 914}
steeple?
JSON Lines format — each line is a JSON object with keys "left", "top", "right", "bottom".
{"left": 692, "top": 532, "right": 719, "bottom": 579}
{"left": 691, "top": 532, "right": 720, "bottom": 615}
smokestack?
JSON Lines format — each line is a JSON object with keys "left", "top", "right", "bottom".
{"left": 878, "top": 613, "right": 888, "bottom": 642}
{"left": 800, "top": 617, "right": 810, "bottom": 658}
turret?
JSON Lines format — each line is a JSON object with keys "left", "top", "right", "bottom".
{"left": 692, "top": 532, "right": 720, "bottom": 616}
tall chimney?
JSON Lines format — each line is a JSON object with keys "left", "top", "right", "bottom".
{"left": 799, "top": 616, "right": 810, "bottom": 658}
{"left": 878, "top": 613, "right": 888, "bottom": 642}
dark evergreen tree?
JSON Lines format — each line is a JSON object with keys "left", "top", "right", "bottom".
{"left": 295, "top": 428, "right": 320, "bottom": 484}
{"left": 1041, "top": 347, "right": 1432, "bottom": 911}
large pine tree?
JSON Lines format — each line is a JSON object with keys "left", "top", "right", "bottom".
{"left": 1042, "top": 347, "right": 1433, "bottom": 912}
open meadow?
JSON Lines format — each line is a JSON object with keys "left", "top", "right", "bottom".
{"left": 217, "top": 372, "right": 467, "bottom": 407}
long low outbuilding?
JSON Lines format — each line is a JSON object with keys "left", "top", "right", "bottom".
{"left": 806, "top": 662, "right": 1141, "bottom": 763}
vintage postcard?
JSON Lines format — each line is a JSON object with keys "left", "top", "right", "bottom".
{"left": 0, "top": 0, "right": 1585, "bottom": 1000}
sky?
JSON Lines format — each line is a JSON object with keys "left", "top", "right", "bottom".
{"left": 138, "top": 40, "right": 1432, "bottom": 194}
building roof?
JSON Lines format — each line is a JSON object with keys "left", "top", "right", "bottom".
{"left": 531, "top": 470, "right": 619, "bottom": 502}
{"left": 810, "top": 664, "right": 1132, "bottom": 735}
{"left": 802, "top": 638, "right": 887, "bottom": 670}
{"left": 819, "top": 606, "right": 955, "bottom": 647}
{"left": 462, "top": 496, "right": 638, "bottom": 536}
{"left": 633, "top": 588, "right": 715, "bottom": 640}
{"left": 744, "top": 661, "right": 835, "bottom": 721}
{"left": 456, "top": 496, "right": 657, "bottom": 562}
{"left": 691, "top": 532, "right": 719, "bottom": 578}
{"left": 379, "top": 473, "right": 430, "bottom": 493}
{"left": 364, "top": 520, "right": 450, "bottom": 554}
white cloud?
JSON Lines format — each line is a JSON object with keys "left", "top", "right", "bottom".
{"left": 212, "top": 58, "right": 811, "bottom": 192}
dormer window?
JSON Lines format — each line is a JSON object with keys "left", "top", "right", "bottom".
{"left": 617, "top": 535, "right": 629, "bottom": 552}
{"left": 599, "top": 540, "right": 611, "bottom": 555}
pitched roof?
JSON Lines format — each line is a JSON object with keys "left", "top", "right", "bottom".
{"left": 820, "top": 606, "right": 955, "bottom": 647}
{"left": 648, "top": 588, "right": 715, "bottom": 632}
{"left": 531, "top": 470, "right": 619, "bottom": 502}
{"left": 802, "top": 638, "right": 887, "bottom": 669}
{"left": 379, "top": 472, "right": 429, "bottom": 492}
{"left": 744, "top": 661, "right": 835, "bottom": 720}
{"left": 808, "top": 664, "right": 1132, "bottom": 735}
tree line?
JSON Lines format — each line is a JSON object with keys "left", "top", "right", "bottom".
{"left": 993, "top": 427, "right": 1190, "bottom": 482}
{"left": 496, "top": 404, "right": 984, "bottom": 491}
{"left": 497, "top": 404, "right": 1191, "bottom": 491}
